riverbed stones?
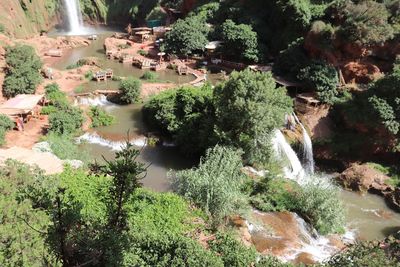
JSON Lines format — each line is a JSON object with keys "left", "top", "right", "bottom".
{"left": 338, "top": 163, "right": 393, "bottom": 193}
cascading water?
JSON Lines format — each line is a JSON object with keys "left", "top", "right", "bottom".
{"left": 75, "top": 95, "right": 114, "bottom": 106}
{"left": 271, "top": 129, "right": 306, "bottom": 184}
{"left": 63, "top": 0, "right": 84, "bottom": 35}
{"left": 77, "top": 132, "right": 147, "bottom": 150}
{"left": 292, "top": 113, "right": 315, "bottom": 175}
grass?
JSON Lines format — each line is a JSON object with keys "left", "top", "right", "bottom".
{"left": 74, "top": 85, "right": 85, "bottom": 94}
{"left": 366, "top": 162, "right": 400, "bottom": 187}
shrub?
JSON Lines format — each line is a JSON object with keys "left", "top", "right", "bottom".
{"left": 0, "top": 23, "right": 5, "bottom": 33}
{"left": 209, "top": 232, "right": 257, "bottom": 267}
{"left": 171, "top": 145, "right": 248, "bottom": 226}
{"left": 123, "top": 233, "right": 224, "bottom": 267}
{"left": 137, "top": 49, "right": 148, "bottom": 56}
{"left": 3, "top": 45, "right": 43, "bottom": 98}
{"left": 297, "top": 61, "right": 339, "bottom": 104}
{"left": 119, "top": 77, "right": 141, "bottom": 104}
{"left": 0, "top": 114, "right": 14, "bottom": 131}
{"left": 140, "top": 71, "right": 158, "bottom": 81}
{"left": 45, "top": 83, "right": 68, "bottom": 107}
{"left": 326, "top": 241, "right": 399, "bottom": 267}
{"left": 45, "top": 133, "right": 89, "bottom": 162}
{"left": 84, "top": 71, "right": 93, "bottom": 80}
{"left": 88, "top": 106, "right": 115, "bottom": 127}
{"left": 142, "top": 84, "right": 216, "bottom": 156}
{"left": 291, "top": 180, "right": 345, "bottom": 235}
{"left": 40, "top": 105, "right": 58, "bottom": 115}
{"left": 48, "top": 106, "right": 84, "bottom": 135}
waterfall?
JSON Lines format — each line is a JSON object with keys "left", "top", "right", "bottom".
{"left": 75, "top": 95, "right": 114, "bottom": 106}
{"left": 271, "top": 129, "right": 306, "bottom": 184}
{"left": 77, "top": 132, "right": 147, "bottom": 150}
{"left": 63, "top": 0, "right": 84, "bottom": 34}
{"left": 292, "top": 113, "right": 315, "bottom": 175}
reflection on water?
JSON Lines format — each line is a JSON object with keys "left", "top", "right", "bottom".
{"left": 341, "top": 190, "right": 400, "bottom": 240}
{"left": 50, "top": 30, "right": 195, "bottom": 86}
{"left": 80, "top": 103, "right": 195, "bottom": 192}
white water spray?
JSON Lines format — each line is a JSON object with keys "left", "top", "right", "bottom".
{"left": 271, "top": 129, "right": 306, "bottom": 184}
{"left": 63, "top": 0, "right": 85, "bottom": 35}
{"left": 77, "top": 132, "right": 147, "bottom": 150}
{"left": 75, "top": 95, "right": 115, "bottom": 107}
{"left": 292, "top": 113, "right": 315, "bottom": 174}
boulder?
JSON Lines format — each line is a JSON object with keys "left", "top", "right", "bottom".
{"left": 342, "top": 62, "right": 383, "bottom": 84}
{"left": 385, "top": 188, "right": 400, "bottom": 212}
{"left": 338, "top": 163, "right": 393, "bottom": 193}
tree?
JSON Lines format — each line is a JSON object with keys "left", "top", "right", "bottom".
{"left": 164, "top": 16, "right": 209, "bottom": 56}
{"left": 214, "top": 69, "right": 293, "bottom": 165}
{"left": 219, "top": 19, "right": 259, "bottom": 62}
{"left": 119, "top": 77, "right": 141, "bottom": 104}
{"left": 3, "top": 45, "right": 42, "bottom": 98}
{"left": 89, "top": 106, "right": 115, "bottom": 127}
{"left": 336, "top": 0, "right": 394, "bottom": 45}
{"left": 142, "top": 84, "right": 216, "bottom": 156}
{"left": 171, "top": 145, "right": 248, "bottom": 226}
{"left": 297, "top": 61, "right": 339, "bottom": 104}
{"left": 48, "top": 106, "right": 84, "bottom": 135}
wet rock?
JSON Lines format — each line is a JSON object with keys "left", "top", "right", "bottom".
{"left": 338, "top": 163, "right": 393, "bottom": 193}
{"left": 385, "top": 188, "right": 400, "bottom": 212}
{"left": 293, "top": 252, "right": 315, "bottom": 265}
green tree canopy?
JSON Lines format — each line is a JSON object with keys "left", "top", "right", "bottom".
{"left": 164, "top": 16, "right": 209, "bottom": 56}
{"left": 119, "top": 77, "right": 141, "bottom": 104}
{"left": 219, "top": 19, "right": 259, "bottom": 62}
{"left": 3, "top": 45, "right": 43, "bottom": 98}
{"left": 214, "top": 69, "right": 293, "bottom": 165}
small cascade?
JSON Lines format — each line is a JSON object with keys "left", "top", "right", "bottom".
{"left": 77, "top": 132, "right": 147, "bottom": 150}
{"left": 271, "top": 129, "right": 306, "bottom": 184}
{"left": 75, "top": 95, "right": 114, "bottom": 106}
{"left": 63, "top": 0, "right": 84, "bottom": 34}
{"left": 292, "top": 113, "right": 315, "bottom": 175}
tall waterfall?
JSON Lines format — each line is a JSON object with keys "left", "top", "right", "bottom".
{"left": 63, "top": 0, "right": 84, "bottom": 34}
{"left": 293, "top": 113, "right": 315, "bottom": 174}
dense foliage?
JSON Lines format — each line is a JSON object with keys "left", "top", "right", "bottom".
{"left": 89, "top": 106, "right": 115, "bottom": 127}
{"left": 119, "top": 77, "right": 142, "bottom": 104}
{"left": 214, "top": 69, "right": 293, "bottom": 165}
{"left": 171, "top": 145, "right": 248, "bottom": 226}
{"left": 0, "top": 114, "right": 14, "bottom": 145}
{"left": 143, "top": 84, "right": 215, "bottom": 156}
{"left": 48, "top": 106, "right": 84, "bottom": 135}
{"left": 3, "top": 45, "right": 42, "bottom": 98}
{"left": 218, "top": 19, "right": 259, "bottom": 62}
{"left": 164, "top": 16, "right": 209, "bottom": 56}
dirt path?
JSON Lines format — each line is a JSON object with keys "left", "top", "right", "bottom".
{"left": 4, "top": 117, "right": 48, "bottom": 149}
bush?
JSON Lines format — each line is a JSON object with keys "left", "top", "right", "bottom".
{"left": 45, "top": 133, "right": 89, "bottom": 162}
{"left": 3, "top": 45, "right": 43, "bottom": 98}
{"left": 171, "top": 145, "right": 248, "bottom": 226}
{"left": 326, "top": 241, "right": 399, "bottom": 267}
{"left": 119, "top": 77, "right": 141, "bottom": 104}
{"left": 45, "top": 83, "right": 68, "bottom": 107}
{"left": 297, "top": 61, "right": 339, "bottom": 104}
{"left": 209, "top": 232, "right": 256, "bottom": 267}
{"left": 0, "top": 23, "right": 5, "bottom": 33}
{"left": 123, "top": 233, "right": 224, "bottom": 267}
{"left": 88, "top": 106, "right": 115, "bottom": 127}
{"left": 291, "top": 180, "right": 345, "bottom": 235}
{"left": 48, "top": 106, "right": 84, "bottom": 135}
{"left": 0, "top": 114, "right": 14, "bottom": 131}
{"left": 137, "top": 49, "right": 148, "bottom": 56}
{"left": 142, "top": 84, "right": 216, "bottom": 156}
{"left": 140, "top": 71, "right": 158, "bottom": 81}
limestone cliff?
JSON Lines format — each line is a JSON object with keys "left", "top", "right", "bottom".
{"left": 0, "top": 0, "right": 59, "bottom": 38}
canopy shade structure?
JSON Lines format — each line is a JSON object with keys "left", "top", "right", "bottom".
{"left": 0, "top": 94, "right": 44, "bottom": 116}
{"left": 0, "top": 146, "right": 64, "bottom": 175}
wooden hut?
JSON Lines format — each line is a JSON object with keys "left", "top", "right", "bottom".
{"left": 105, "top": 69, "right": 113, "bottom": 79}
{"left": 120, "top": 54, "right": 134, "bottom": 63}
{"left": 177, "top": 65, "right": 188, "bottom": 75}
{"left": 95, "top": 71, "right": 107, "bottom": 82}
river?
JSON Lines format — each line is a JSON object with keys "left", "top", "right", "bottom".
{"left": 49, "top": 27, "right": 399, "bottom": 259}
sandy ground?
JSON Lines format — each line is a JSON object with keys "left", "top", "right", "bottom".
{"left": 4, "top": 116, "right": 48, "bottom": 149}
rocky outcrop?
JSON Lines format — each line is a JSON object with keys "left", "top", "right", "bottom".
{"left": 385, "top": 188, "right": 400, "bottom": 212}
{"left": 338, "top": 163, "right": 393, "bottom": 193}
{"left": 342, "top": 62, "right": 383, "bottom": 84}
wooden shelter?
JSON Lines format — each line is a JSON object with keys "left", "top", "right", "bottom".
{"left": 177, "top": 65, "right": 188, "bottom": 75}
{"left": 135, "top": 30, "right": 151, "bottom": 43}
{"left": 0, "top": 94, "right": 44, "bottom": 118}
{"left": 295, "top": 93, "right": 320, "bottom": 113}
